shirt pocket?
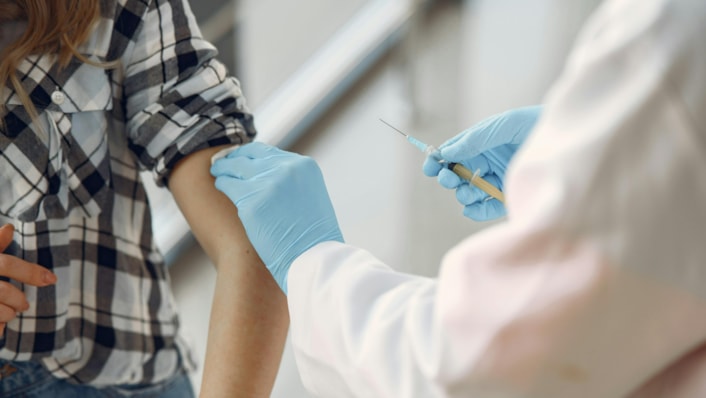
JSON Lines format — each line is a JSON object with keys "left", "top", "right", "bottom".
{"left": 0, "top": 64, "right": 114, "bottom": 221}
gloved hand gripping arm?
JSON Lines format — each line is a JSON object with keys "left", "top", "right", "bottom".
{"left": 210, "top": 142, "right": 344, "bottom": 294}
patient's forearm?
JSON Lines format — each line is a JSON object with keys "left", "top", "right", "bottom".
{"left": 169, "top": 145, "right": 289, "bottom": 397}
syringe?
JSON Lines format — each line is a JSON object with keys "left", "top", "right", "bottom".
{"left": 380, "top": 119, "right": 505, "bottom": 204}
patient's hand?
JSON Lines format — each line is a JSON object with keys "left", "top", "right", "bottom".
{"left": 0, "top": 224, "right": 57, "bottom": 336}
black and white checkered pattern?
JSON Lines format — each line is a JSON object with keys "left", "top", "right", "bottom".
{"left": 0, "top": 0, "right": 255, "bottom": 386}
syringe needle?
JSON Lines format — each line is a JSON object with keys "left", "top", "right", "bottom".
{"left": 379, "top": 118, "right": 436, "bottom": 154}
{"left": 379, "top": 118, "right": 506, "bottom": 204}
{"left": 378, "top": 118, "right": 408, "bottom": 137}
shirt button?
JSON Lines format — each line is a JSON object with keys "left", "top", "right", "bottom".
{"left": 51, "top": 90, "right": 65, "bottom": 105}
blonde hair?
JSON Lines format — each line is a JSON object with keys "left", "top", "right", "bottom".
{"left": 0, "top": 0, "right": 105, "bottom": 123}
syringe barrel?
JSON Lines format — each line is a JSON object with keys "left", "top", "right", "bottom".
{"left": 448, "top": 162, "right": 505, "bottom": 203}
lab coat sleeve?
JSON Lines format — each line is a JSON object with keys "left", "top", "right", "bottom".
{"left": 288, "top": 0, "right": 706, "bottom": 397}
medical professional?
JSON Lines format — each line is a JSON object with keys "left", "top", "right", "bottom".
{"left": 210, "top": 0, "right": 706, "bottom": 396}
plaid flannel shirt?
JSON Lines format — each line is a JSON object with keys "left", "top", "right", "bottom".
{"left": 0, "top": 0, "right": 255, "bottom": 386}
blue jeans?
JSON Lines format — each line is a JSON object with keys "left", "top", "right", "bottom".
{"left": 0, "top": 360, "right": 195, "bottom": 398}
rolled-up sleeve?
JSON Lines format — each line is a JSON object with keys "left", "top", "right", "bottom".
{"left": 122, "top": 0, "right": 255, "bottom": 185}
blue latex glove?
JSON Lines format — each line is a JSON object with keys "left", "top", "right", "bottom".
{"left": 210, "top": 142, "right": 343, "bottom": 294}
{"left": 423, "top": 105, "right": 542, "bottom": 221}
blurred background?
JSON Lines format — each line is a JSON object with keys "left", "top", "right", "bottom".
{"left": 145, "top": 0, "right": 602, "bottom": 395}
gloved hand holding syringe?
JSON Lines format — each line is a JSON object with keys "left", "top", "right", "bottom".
{"left": 380, "top": 119, "right": 505, "bottom": 203}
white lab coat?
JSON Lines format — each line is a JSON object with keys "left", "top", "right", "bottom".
{"left": 287, "top": 0, "right": 706, "bottom": 396}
